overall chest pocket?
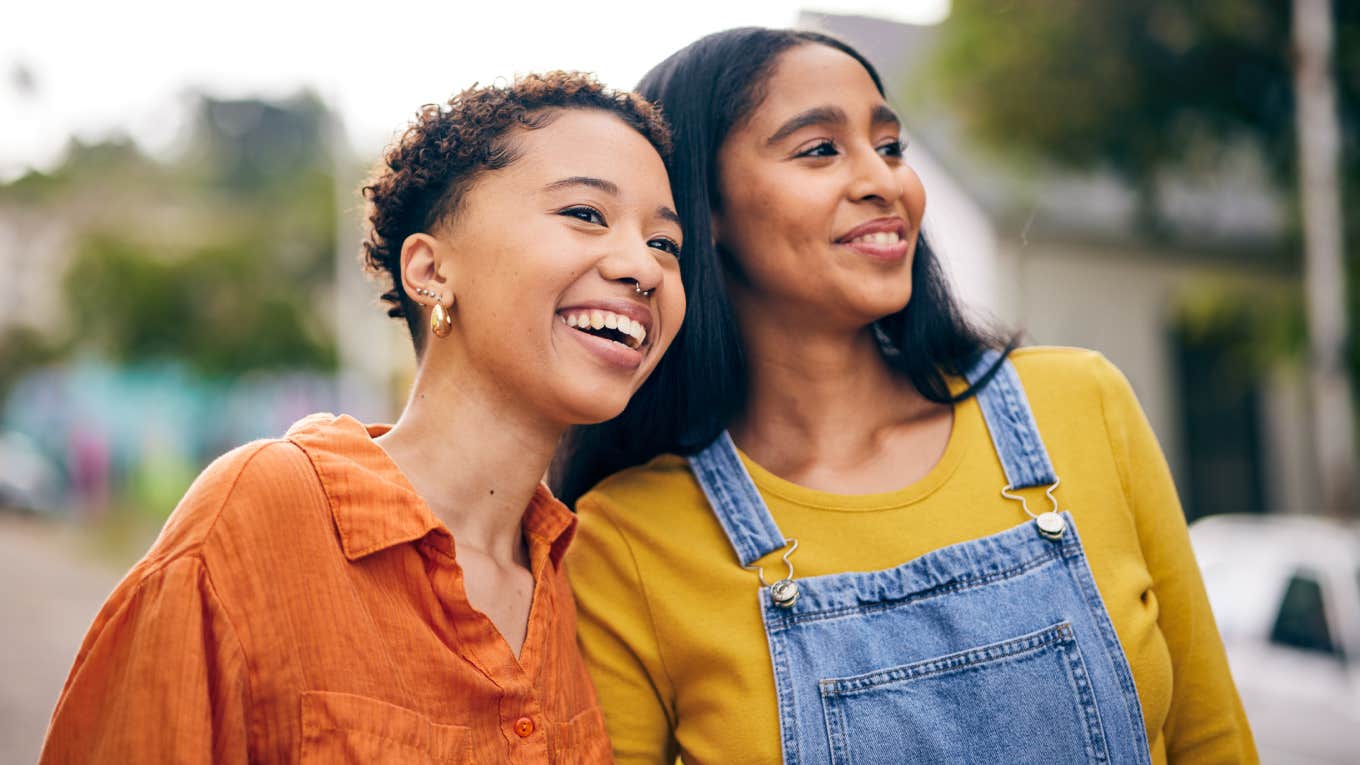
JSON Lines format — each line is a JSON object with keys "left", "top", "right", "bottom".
{"left": 818, "top": 622, "right": 1110, "bottom": 765}
{"left": 300, "top": 691, "right": 471, "bottom": 764}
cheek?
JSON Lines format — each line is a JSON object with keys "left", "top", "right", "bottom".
{"left": 654, "top": 277, "right": 686, "bottom": 349}
{"left": 898, "top": 165, "right": 927, "bottom": 225}
{"left": 726, "top": 179, "right": 830, "bottom": 257}
{"left": 666, "top": 291, "right": 687, "bottom": 343}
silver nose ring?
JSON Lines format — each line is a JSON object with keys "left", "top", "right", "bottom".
{"left": 634, "top": 280, "right": 654, "bottom": 298}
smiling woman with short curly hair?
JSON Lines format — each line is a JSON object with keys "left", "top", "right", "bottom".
{"left": 363, "top": 72, "right": 671, "bottom": 357}
{"left": 42, "top": 72, "right": 682, "bottom": 764}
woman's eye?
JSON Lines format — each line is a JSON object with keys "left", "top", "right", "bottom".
{"left": 649, "top": 237, "right": 681, "bottom": 257}
{"left": 796, "top": 141, "right": 839, "bottom": 159}
{"left": 877, "top": 139, "right": 906, "bottom": 158}
{"left": 560, "top": 205, "right": 606, "bottom": 226}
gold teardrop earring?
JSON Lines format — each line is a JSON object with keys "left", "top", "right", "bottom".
{"left": 416, "top": 287, "right": 453, "bottom": 338}
{"left": 430, "top": 301, "right": 453, "bottom": 338}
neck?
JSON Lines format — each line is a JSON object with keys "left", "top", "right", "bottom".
{"left": 730, "top": 300, "right": 935, "bottom": 474}
{"left": 375, "top": 353, "right": 561, "bottom": 567}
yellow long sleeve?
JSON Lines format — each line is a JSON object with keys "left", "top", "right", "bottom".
{"left": 569, "top": 347, "right": 1256, "bottom": 764}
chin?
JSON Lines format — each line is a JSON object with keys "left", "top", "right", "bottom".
{"left": 857, "top": 293, "right": 912, "bottom": 323}
{"left": 553, "top": 389, "right": 635, "bottom": 427}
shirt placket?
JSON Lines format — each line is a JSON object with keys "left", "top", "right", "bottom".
{"left": 421, "top": 534, "right": 557, "bottom": 763}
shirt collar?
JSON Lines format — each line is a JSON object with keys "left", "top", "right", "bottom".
{"left": 286, "top": 413, "right": 576, "bottom": 565}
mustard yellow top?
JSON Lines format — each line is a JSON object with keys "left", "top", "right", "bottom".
{"left": 567, "top": 347, "right": 1257, "bottom": 765}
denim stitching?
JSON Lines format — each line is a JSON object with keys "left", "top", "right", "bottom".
{"left": 818, "top": 622, "right": 1077, "bottom": 695}
{"left": 691, "top": 432, "right": 786, "bottom": 566}
{"left": 765, "top": 607, "right": 802, "bottom": 765}
{"left": 766, "top": 547, "right": 1075, "bottom": 630}
{"left": 973, "top": 355, "right": 1057, "bottom": 489}
{"left": 822, "top": 690, "right": 852, "bottom": 765}
{"left": 1059, "top": 635, "right": 1111, "bottom": 762}
{"left": 1064, "top": 540, "right": 1153, "bottom": 764}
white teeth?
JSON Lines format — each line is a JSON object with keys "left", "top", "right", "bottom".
{"left": 850, "top": 231, "right": 901, "bottom": 245}
{"left": 560, "top": 309, "right": 648, "bottom": 350}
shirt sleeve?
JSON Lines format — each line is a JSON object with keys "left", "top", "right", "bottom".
{"left": 568, "top": 493, "right": 680, "bottom": 765}
{"left": 1095, "top": 356, "right": 1259, "bottom": 764}
{"left": 41, "top": 555, "right": 250, "bottom": 764}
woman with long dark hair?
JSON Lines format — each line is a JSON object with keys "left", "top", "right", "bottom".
{"left": 556, "top": 28, "right": 1256, "bottom": 764}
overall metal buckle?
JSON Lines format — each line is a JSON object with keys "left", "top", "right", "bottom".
{"left": 1001, "top": 477, "right": 1067, "bottom": 540}
{"left": 745, "top": 539, "right": 800, "bottom": 608}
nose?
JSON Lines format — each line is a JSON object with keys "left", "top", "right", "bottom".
{"left": 846, "top": 145, "right": 902, "bottom": 206}
{"left": 598, "top": 235, "right": 666, "bottom": 296}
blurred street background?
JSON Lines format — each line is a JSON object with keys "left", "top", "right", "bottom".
{"left": 2, "top": 1, "right": 1358, "bottom": 762}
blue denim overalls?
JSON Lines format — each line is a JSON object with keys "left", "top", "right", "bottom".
{"left": 687, "top": 351, "right": 1152, "bottom": 764}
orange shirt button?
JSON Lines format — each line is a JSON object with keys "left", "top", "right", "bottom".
{"left": 514, "top": 717, "right": 535, "bottom": 738}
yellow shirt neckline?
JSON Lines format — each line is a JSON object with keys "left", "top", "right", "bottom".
{"left": 734, "top": 393, "right": 978, "bottom": 513}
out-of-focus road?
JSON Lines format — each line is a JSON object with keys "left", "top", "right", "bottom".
{"left": 0, "top": 515, "right": 125, "bottom": 765}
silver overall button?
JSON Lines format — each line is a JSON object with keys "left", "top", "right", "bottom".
{"left": 770, "top": 579, "right": 800, "bottom": 608}
{"left": 1035, "top": 511, "right": 1067, "bottom": 540}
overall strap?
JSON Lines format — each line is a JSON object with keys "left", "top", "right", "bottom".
{"left": 965, "top": 349, "right": 1058, "bottom": 490}
{"left": 688, "top": 431, "right": 788, "bottom": 567}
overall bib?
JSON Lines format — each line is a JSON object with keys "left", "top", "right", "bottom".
{"left": 687, "top": 352, "right": 1152, "bottom": 765}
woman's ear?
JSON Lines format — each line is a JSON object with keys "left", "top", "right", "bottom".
{"left": 399, "top": 233, "right": 454, "bottom": 306}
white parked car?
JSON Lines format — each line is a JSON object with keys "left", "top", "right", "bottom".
{"left": 1190, "top": 513, "right": 1360, "bottom": 764}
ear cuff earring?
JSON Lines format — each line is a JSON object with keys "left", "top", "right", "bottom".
{"left": 414, "top": 287, "right": 453, "bottom": 338}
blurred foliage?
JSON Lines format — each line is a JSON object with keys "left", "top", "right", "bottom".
{"left": 931, "top": 3, "right": 1309, "bottom": 197}
{"left": 64, "top": 234, "right": 335, "bottom": 376}
{"left": 933, "top": 0, "right": 1358, "bottom": 382}
{"left": 0, "top": 137, "right": 160, "bottom": 204}
{"left": 1175, "top": 280, "right": 1308, "bottom": 392}
{"left": 0, "top": 90, "right": 339, "bottom": 389}
{"left": 0, "top": 326, "right": 69, "bottom": 405}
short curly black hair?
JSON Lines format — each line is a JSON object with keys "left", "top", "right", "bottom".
{"left": 361, "top": 71, "right": 672, "bottom": 356}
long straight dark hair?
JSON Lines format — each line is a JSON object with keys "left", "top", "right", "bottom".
{"left": 552, "top": 27, "right": 1014, "bottom": 506}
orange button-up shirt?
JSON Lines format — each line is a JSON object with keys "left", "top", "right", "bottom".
{"left": 41, "top": 414, "right": 613, "bottom": 764}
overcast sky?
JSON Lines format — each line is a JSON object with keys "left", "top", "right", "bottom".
{"left": 0, "top": 0, "right": 948, "bottom": 180}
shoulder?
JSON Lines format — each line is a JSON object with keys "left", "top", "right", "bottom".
{"left": 576, "top": 452, "right": 711, "bottom": 543}
{"left": 588, "top": 452, "right": 694, "bottom": 500}
{"left": 999, "top": 346, "right": 1149, "bottom": 460}
{"left": 147, "top": 438, "right": 324, "bottom": 565}
{"left": 1006, "top": 345, "right": 1137, "bottom": 416}
{"left": 1008, "top": 345, "right": 1122, "bottom": 388}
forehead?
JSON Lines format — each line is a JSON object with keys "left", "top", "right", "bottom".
{"left": 750, "top": 44, "right": 886, "bottom": 127}
{"left": 501, "top": 109, "right": 666, "bottom": 186}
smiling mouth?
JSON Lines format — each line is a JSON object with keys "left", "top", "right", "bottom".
{"left": 559, "top": 309, "right": 647, "bottom": 350}
{"left": 843, "top": 231, "right": 903, "bottom": 246}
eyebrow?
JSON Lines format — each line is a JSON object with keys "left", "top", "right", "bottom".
{"left": 765, "top": 103, "right": 903, "bottom": 146}
{"left": 545, "top": 175, "right": 680, "bottom": 227}
{"left": 543, "top": 176, "right": 620, "bottom": 196}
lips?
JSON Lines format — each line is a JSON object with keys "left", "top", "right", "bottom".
{"left": 835, "top": 217, "right": 910, "bottom": 262}
{"left": 555, "top": 298, "right": 655, "bottom": 370}
{"left": 835, "top": 216, "right": 908, "bottom": 244}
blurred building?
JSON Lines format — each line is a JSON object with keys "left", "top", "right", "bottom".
{"left": 803, "top": 11, "right": 1315, "bottom": 518}
{"left": 0, "top": 94, "right": 371, "bottom": 517}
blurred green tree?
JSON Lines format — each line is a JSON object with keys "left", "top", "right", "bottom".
{"left": 932, "top": 0, "right": 1358, "bottom": 379}
{"left": 1, "top": 90, "right": 340, "bottom": 385}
